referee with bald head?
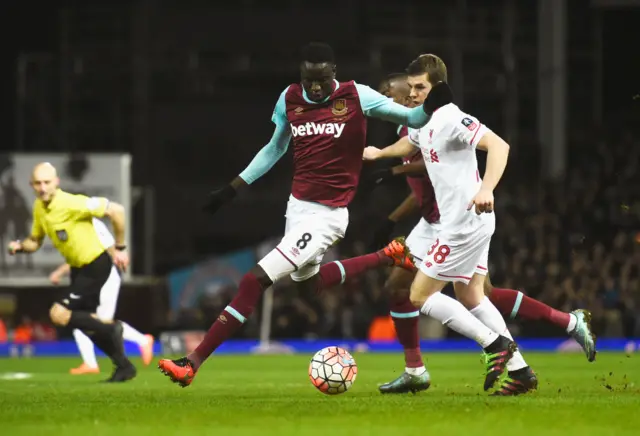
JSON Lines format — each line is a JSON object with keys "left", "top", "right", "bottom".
{"left": 8, "top": 162, "right": 136, "bottom": 382}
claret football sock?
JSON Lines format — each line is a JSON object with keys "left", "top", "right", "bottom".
{"left": 489, "top": 288, "right": 572, "bottom": 330}
{"left": 315, "top": 251, "right": 390, "bottom": 291}
{"left": 188, "top": 272, "right": 265, "bottom": 370}
{"left": 389, "top": 298, "right": 423, "bottom": 370}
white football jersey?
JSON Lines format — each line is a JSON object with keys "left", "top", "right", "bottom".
{"left": 408, "top": 103, "right": 494, "bottom": 233}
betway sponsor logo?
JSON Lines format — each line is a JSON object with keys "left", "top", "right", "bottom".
{"left": 291, "top": 122, "right": 345, "bottom": 138}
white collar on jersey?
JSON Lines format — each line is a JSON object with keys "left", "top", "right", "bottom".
{"left": 301, "top": 79, "right": 340, "bottom": 104}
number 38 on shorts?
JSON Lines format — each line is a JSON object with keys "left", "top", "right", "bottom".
{"left": 419, "top": 231, "right": 492, "bottom": 285}
{"left": 426, "top": 238, "right": 451, "bottom": 265}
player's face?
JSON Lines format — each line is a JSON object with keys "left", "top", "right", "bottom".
{"left": 387, "top": 81, "right": 412, "bottom": 107}
{"left": 300, "top": 62, "right": 336, "bottom": 102}
{"left": 407, "top": 73, "right": 433, "bottom": 106}
{"left": 30, "top": 174, "right": 59, "bottom": 202}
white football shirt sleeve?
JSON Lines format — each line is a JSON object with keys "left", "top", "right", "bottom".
{"left": 407, "top": 127, "right": 421, "bottom": 147}
{"left": 451, "top": 112, "right": 491, "bottom": 148}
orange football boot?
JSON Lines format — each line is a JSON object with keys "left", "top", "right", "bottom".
{"left": 158, "top": 357, "right": 196, "bottom": 387}
{"left": 70, "top": 363, "right": 100, "bottom": 375}
{"left": 383, "top": 237, "right": 415, "bottom": 270}
{"left": 140, "top": 334, "right": 155, "bottom": 366}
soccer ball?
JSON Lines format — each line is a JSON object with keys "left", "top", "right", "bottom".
{"left": 308, "top": 346, "right": 358, "bottom": 395}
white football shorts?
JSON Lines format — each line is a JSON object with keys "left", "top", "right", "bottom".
{"left": 405, "top": 218, "right": 440, "bottom": 262}
{"left": 259, "top": 195, "right": 349, "bottom": 282}
{"left": 417, "top": 216, "right": 495, "bottom": 285}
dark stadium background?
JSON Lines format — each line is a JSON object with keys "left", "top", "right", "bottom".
{"left": 0, "top": 0, "right": 638, "bottom": 343}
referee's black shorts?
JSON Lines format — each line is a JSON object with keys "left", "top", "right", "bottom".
{"left": 58, "top": 251, "right": 113, "bottom": 312}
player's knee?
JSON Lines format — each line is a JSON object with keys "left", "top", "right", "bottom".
{"left": 247, "top": 265, "right": 274, "bottom": 290}
{"left": 454, "top": 280, "right": 484, "bottom": 309}
{"left": 49, "top": 303, "right": 71, "bottom": 326}
{"left": 293, "top": 275, "right": 320, "bottom": 294}
{"left": 483, "top": 280, "right": 493, "bottom": 296}
{"left": 409, "top": 283, "right": 429, "bottom": 309}
{"left": 256, "top": 250, "right": 296, "bottom": 284}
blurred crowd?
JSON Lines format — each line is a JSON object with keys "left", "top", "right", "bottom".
{"left": 180, "top": 128, "right": 639, "bottom": 341}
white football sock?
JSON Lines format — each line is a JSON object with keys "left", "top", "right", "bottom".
{"left": 470, "top": 297, "right": 528, "bottom": 371}
{"left": 566, "top": 313, "right": 577, "bottom": 333}
{"left": 406, "top": 366, "right": 426, "bottom": 376}
{"left": 421, "top": 292, "right": 499, "bottom": 348}
{"left": 122, "top": 322, "right": 148, "bottom": 346}
{"left": 73, "top": 329, "right": 98, "bottom": 368}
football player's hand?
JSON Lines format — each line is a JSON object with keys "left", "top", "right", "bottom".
{"left": 113, "top": 249, "right": 130, "bottom": 272}
{"left": 467, "top": 188, "right": 494, "bottom": 215}
{"left": 203, "top": 185, "right": 237, "bottom": 215}
{"left": 368, "top": 218, "right": 396, "bottom": 252}
{"left": 363, "top": 146, "right": 383, "bottom": 161}
{"left": 423, "top": 82, "right": 453, "bottom": 115}
{"left": 7, "top": 240, "right": 22, "bottom": 255}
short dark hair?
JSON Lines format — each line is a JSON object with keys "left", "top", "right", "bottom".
{"left": 406, "top": 54, "right": 448, "bottom": 84}
{"left": 300, "top": 42, "right": 335, "bottom": 64}
{"left": 378, "top": 73, "right": 407, "bottom": 94}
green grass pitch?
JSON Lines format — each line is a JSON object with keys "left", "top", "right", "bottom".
{"left": 0, "top": 352, "right": 638, "bottom": 435}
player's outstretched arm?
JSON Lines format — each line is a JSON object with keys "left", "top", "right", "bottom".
{"left": 361, "top": 156, "right": 426, "bottom": 191}
{"left": 7, "top": 235, "right": 43, "bottom": 254}
{"left": 467, "top": 130, "right": 510, "bottom": 214}
{"left": 389, "top": 193, "right": 419, "bottom": 222}
{"left": 103, "top": 202, "right": 126, "bottom": 247}
{"left": 203, "top": 89, "right": 292, "bottom": 215}
{"left": 391, "top": 159, "right": 427, "bottom": 177}
{"left": 355, "top": 82, "right": 453, "bottom": 128}
{"left": 49, "top": 263, "right": 71, "bottom": 285}
{"left": 203, "top": 122, "right": 291, "bottom": 214}
{"left": 102, "top": 201, "right": 130, "bottom": 271}
{"left": 8, "top": 209, "right": 45, "bottom": 254}
{"left": 476, "top": 131, "right": 510, "bottom": 192}
{"left": 363, "top": 136, "right": 415, "bottom": 160}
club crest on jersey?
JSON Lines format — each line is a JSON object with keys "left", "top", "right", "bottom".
{"left": 331, "top": 99, "right": 348, "bottom": 116}
{"left": 461, "top": 117, "right": 478, "bottom": 131}
{"left": 56, "top": 229, "right": 68, "bottom": 242}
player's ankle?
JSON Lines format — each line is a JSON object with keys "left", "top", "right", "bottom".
{"left": 376, "top": 249, "right": 394, "bottom": 265}
{"left": 566, "top": 313, "right": 578, "bottom": 333}
{"left": 406, "top": 366, "right": 426, "bottom": 376}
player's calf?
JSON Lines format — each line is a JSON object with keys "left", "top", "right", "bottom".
{"left": 88, "top": 322, "right": 136, "bottom": 381}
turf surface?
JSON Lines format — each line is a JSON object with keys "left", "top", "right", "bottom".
{"left": 0, "top": 352, "right": 638, "bottom": 435}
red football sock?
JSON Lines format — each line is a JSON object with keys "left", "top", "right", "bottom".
{"left": 389, "top": 297, "right": 423, "bottom": 368}
{"left": 489, "top": 288, "right": 571, "bottom": 330}
{"left": 316, "top": 251, "right": 392, "bottom": 291}
{"left": 188, "top": 272, "right": 265, "bottom": 370}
